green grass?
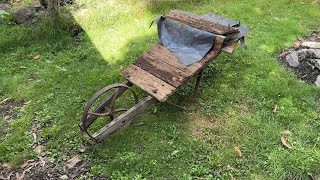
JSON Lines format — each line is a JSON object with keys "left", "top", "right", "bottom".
{"left": 1, "top": 0, "right": 320, "bottom": 179}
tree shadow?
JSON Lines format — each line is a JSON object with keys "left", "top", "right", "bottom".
{"left": 0, "top": 1, "right": 254, "bottom": 178}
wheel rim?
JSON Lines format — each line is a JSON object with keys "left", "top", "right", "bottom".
{"left": 79, "top": 83, "right": 138, "bottom": 144}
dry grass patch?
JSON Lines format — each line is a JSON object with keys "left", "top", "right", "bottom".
{"left": 188, "top": 113, "right": 217, "bottom": 139}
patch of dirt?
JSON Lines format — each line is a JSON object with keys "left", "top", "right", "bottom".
{"left": 189, "top": 114, "right": 216, "bottom": 138}
{"left": 0, "top": 98, "right": 26, "bottom": 122}
{"left": 0, "top": 158, "right": 107, "bottom": 180}
{"left": 278, "top": 31, "right": 320, "bottom": 86}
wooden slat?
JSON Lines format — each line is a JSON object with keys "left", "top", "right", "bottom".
{"left": 134, "top": 53, "right": 190, "bottom": 88}
{"left": 121, "top": 64, "right": 176, "bottom": 102}
{"left": 148, "top": 44, "right": 188, "bottom": 71}
{"left": 187, "top": 50, "right": 221, "bottom": 74}
{"left": 165, "top": 10, "right": 239, "bottom": 35}
{"left": 213, "top": 35, "right": 226, "bottom": 52}
{"left": 187, "top": 36, "right": 225, "bottom": 74}
{"left": 222, "top": 40, "right": 238, "bottom": 54}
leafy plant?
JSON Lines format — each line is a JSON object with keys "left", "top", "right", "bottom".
{"left": 0, "top": 10, "right": 13, "bottom": 20}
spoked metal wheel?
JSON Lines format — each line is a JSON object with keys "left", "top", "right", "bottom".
{"left": 79, "top": 82, "right": 138, "bottom": 144}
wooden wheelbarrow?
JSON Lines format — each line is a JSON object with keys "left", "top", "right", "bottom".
{"left": 79, "top": 10, "right": 247, "bottom": 144}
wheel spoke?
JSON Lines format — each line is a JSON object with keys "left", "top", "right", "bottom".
{"left": 80, "top": 82, "right": 139, "bottom": 144}
{"left": 88, "top": 109, "right": 111, "bottom": 116}
{"left": 113, "top": 108, "right": 128, "bottom": 113}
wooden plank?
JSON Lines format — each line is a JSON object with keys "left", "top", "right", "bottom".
{"left": 93, "top": 96, "right": 157, "bottom": 142}
{"left": 187, "top": 50, "right": 221, "bottom": 74}
{"left": 121, "top": 64, "right": 176, "bottom": 102}
{"left": 134, "top": 53, "right": 190, "bottom": 88}
{"left": 148, "top": 44, "right": 188, "bottom": 71}
{"left": 187, "top": 35, "right": 225, "bottom": 74}
{"left": 213, "top": 35, "right": 226, "bottom": 52}
{"left": 165, "top": 10, "right": 239, "bottom": 35}
{"left": 222, "top": 40, "right": 238, "bottom": 54}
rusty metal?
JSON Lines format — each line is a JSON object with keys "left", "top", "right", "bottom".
{"left": 79, "top": 83, "right": 138, "bottom": 144}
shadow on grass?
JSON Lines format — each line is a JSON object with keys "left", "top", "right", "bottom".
{"left": 0, "top": 4, "right": 199, "bottom": 177}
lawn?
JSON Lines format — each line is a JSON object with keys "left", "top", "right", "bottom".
{"left": 0, "top": 0, "right": 319, "bottom": 179}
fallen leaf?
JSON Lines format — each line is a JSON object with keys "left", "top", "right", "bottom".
{"left": 281, "top": 137, "right": 291, "bottom": 149}
{"left": 35, "top": 145, "right": 43, "bottom": 156}
{"left": 312, "top": 0, "right": 318, "bottom": 4}
{"left": 272, "top": 105, "right": 278, "bottom": 113}
{"left": 171, "top": 150, "right": 179, "bottom": 156}
{"left": 1, "top": 163, "right": 11, "bottom": 168}
{"left": 234, "top": 146, "right": 242, "bottom": 157}
{"left": 20, "top": 159, "right": 34, "bottom": 168}
{"left": 32, "top": 133, "right": 37, "bottom": 144}
{"left": 281, "top": 130, "right": 293, "bottom": 135}
{"left": 6, "top": 171, "right": 14, "bottom": 180}
{"left": 65, "top": 155, "right": 82, "bottom": 169}
{"left": 16, "top": 172, "right": 24, "bottom": 180}
{"left": 277, "top": 51, "right": 289, "bottom": 58}
{"left": 34, "top": 54, "right": 41, "bottom": 60}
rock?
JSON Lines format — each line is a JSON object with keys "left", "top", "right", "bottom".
{"left": 0, "top": 3, "right": 12, "bottom": 11}
{"left": 314, "top": 49, "right": 320, "bottom": 58}
{"left": 298, "top": 49, "right": 320, "bottom": 59}
{"left": 286, "top": 51, "right": 299, "bottom": 67}
{"left": 298, "top": 49, "right": 313, "bottom": 59}
{"left": 315, "top": 76, "right": 320, "bottom": 87}
{"left": 301, "top": 41, "right": 320, "bottom": 49}
{"left": 34, "top": 4, "right": 42, "bottom": 12}
{"left": 309, "top": 59, "right": 320, "bottom": 70}
{"left": 12, "top": 7, "right": 34, "bottom": 25}
{"left": 59, "top": 175, "right": 68, "bottom": 180}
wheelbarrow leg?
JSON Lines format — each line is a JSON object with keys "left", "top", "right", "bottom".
{"left": 192, "top": 69, "right": 203, "bottom": 102}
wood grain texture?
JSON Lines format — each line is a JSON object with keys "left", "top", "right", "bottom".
{"left": 165, "top": 10, "right": 239, "bottom": 35}
{"left": 148, "top": 44, "right": 188, "bottom": 71}
{"left": 222, "top": 40, "right": 238, "bottom": 54}
{"left": 121, "top": 64, "right": 176, "bottom": 102}
{"left": 187, "top": 35, "right": 225, "bottom": 74}
{"left": 134, "top": 53, "right": 190, "bottom": 88}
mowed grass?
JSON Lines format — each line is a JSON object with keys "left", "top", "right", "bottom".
{"left": 0, "top": 0, "right": 319, "bottom": 179}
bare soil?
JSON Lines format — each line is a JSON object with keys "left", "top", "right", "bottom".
{"left": 0, "top": 98, "right": 26, "bottom": 122}
{"left": 0, "top": 158, "right": 107, "bottom": 180}
{"left": 278, "top": 31, "right": 320, "bottom": 85}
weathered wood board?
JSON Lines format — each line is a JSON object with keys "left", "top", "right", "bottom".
{"left": 134, "top": 54, "right": 190, "bottom": 88}
{"left": 121, "top": 64, "right": 176, "bottom": 102}
{"left": 222, "top": 40, "right": 239, "bottom": 54}
{"left": 120, "top": 11, "right": 240, "bottom": 102}
{"left": 187, "top": 35, "right": 225, "bottom": 74}
{"left": 165, "top": 10, "right": 239, "bottom": 36}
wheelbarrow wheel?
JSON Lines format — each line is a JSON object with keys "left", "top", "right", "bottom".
{"left": 79, "top": 83, "right": 138, "bottom": 144}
